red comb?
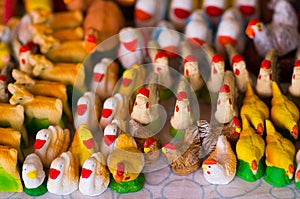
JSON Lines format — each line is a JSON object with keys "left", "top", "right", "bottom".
{"left": 220, "top": 84, "right": 230, "bottom": 93}
{"left": 212, "top": 54, "right": 224, "bottom": 63}
{"left": 177, "top": 91, "right": 188, "bottom": 101}
{"left": 248, "top": 18, "right": 261, "bottom": 26}
{"left": 184, "top": 54, "right": 197, "bottom": 65}
{"left": 138, "top": 87, "right": 150, "bottom": 98}
{"left": 261, "top": 60, "right": 271, "bottom": 69}
{"left": 232, "top": 54, "right": 244, "bottom": 65}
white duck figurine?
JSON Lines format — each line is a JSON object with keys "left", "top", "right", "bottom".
{"left": 118, "top": 27, "right": 146, "bottom": 69}
{"left": 231, "top": 54, "right": 251, "bottom": 92}
{"left": 134, "top": 0, "right": 168, "bottom": 27}
{"left": 183, "top": 54, "right": 204, "bottom": 91}
{"left": 256, "top": 59, "right": 272, "bottom": 98}
{"left": 185, "top": 9, "right": 213, "bottom": 48}
{"left": 47, "top": 151, "right": 79, "bottom": 195}
{"left": 22, "top": 153, "right": 47, "bottom": 195}
{"left": 289, "top": 60, "right": 300, "bottom": 97}
{"left": 235, "top": 0, "right": 259, "bottom": 21}
{"left": 34, "top": 125, "right": 70, "bottom": 167}
{"left": 19, "top": 45, "right": 32, "bottom": 74}
{"left": 79, "top": 152, "right": 110, "bottom": 196}
{"left": 169, "top": 0, "right": 193, "bottom": 31}
{"left": 156, "top": 25, "right": 180, "bottom": 59}
{"left": 153, "top": 51, "right": 173, "bottom": 89}
{"left": 207, "top": 54, "right": 225, "bottom": 93}
{"left": 99, "top": 122, "right": 121, "bottom": 160}
{"left": 99, "top": 93, "right": 129, "bottom": 130}
{"left": 74, "top": 91, "right": 101, "bottom": 134}
{"left": 202, "top": 135, "right": 236, "bottom": 184}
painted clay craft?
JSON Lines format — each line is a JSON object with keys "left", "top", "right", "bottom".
{"left": 69, "top": 124, "right": 99, "bottom": 167}
{"left": 134, "top": 0, "right": 167, "bottom": 27}
{"left": 264, "top": 120, "right": 295, "bottom": 187}
{"left": 202, "top": 0, "right": 229, "bottom": 27}
{"left": 47, "top": 151, "right": 79, "bottom": 195}
{"left": 245, "top": 18, "right": 299, "bottom": 57}
{"left": 27, "top": 54, "right": 53, "bottom": 77}
{"left": 271, "top": 81, "right": 299, "bottom": 140}
{"left": 74, "top": 91, "right": 101, "bottom": 134}
{"left": 32, "top": 31, "right": 60, "bottom": 54}
{"left": 295, "top": 150, "right": 300, "bottom": 189}
{"left": 185, "top": 9, "right": 213, "bottom": 47}
{"left": 12, "top": 69, "right": 72, "bottom": 121}
{"left": 234, "top": 0, "right": 259, "bottom": 22}
{"left": 183, "top": 54, "right": 204, "bottom": 92}
{"left": 215, "top": 71, "right": 238, "bottom": 124}
{"left": 169, "top": 0, "right": 193, "bottom": 30}
{"left": 90, "top": 58, "right": 119, "bottom": 101}
{"left": 8, "top": 83, "right": 63, "bottom": 131}
{"left": 153, "top": 51, "right": 173, "bottom": 90}
{"left": 0, "top": 127, "right": 23, "bottom": 161}
{"left": 18, "top": 45, "right": 32, "bottom": 74}
{"left": 83, "top": 0, "right": 125, "bottom": 52}
{"left": 34, "top": 125, "right": 70, "bottom": 167}
{"left": 156, "top": 26, "right": 180, "bottom": 59}
{"left": 207, "top": 54, "right": 225, "bottom": 93}
{"left": 240, "top": 83, "right": 269, "bottom": 135}
{"left": 0, "top": 103, "right": 27, "bottom": 146}
{"left": 170, "top": 91, "right": 194, "bottom": 140}
{"left": 22, "top": 153, "right": 47, "bottom": 196}
{"left": 215, "top": 8, "right": 245, "bottom": 55}
{"left": 236, "top": 116, "right": 265, "bottom": 182}
{"left": 100, "top": 93, "right": 129, "bottom": 131}
{"left": 79, "top": 152, "right": 110, "bottom": 196}
{"left": 118, "top": 27, "right": 147, "bottom": 69}
{"left": 107, "top": 133, "right": 145, "bottom": 193}
{"left": 99, "top": 122, "right": 121, "bottom": 161}
{"left": 289, "top": 59, "right": 300, "bottom": 98}
{"left": 202, "top": 135, "right": 236, "bottom": 184}
{"left": 0, "top": 145, "right": 22, "bottom": 192}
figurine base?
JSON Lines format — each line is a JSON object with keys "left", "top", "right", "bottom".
{"left": 295, "top": 180, "right": 300, "bottom": 190}
{"left": 170, "top": 126, "right": 185, "bottom": 140}
{"left": 27, "top": 118, "right": 65, "bottom": 134}
{"left": 24, "top": 179, "right": 47, "bottom": 196}
{"left": 264, "top": 166, "right": 292, "bottom": 187}
{"left": 0, "top": 167, "right": 22, "bottom": 192}
{"left": 236, "top": 159, "right": 264, "bottom": 182}
{"left": 110, "top": 173, "right": 145, "bottom": 193}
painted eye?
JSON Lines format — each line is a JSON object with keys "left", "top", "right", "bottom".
{"left": 125, "top": 170, "right": 128, "bottom": 175}
{"left": 92, "top": 164, "right": 95, "bottom": 168}
{"left": 166, "top": 148, "right": 169, "bottom": 152}
{"left": 256, "top": 23, "right": 261, "bottom": 29}
{"left": 18, "top": 97, "right": 23, "bottom": 100}
{"left": 208, "top": 166, "right": 211, "bottom": 168}
{"left": 60, "top": 164, "right": 63, "bottom": 168}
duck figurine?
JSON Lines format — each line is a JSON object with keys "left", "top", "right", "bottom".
{"left": 169, "top": 0, "right": 193, "bottom": 31}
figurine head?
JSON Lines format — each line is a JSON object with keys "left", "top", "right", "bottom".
{"left": 171, "top": 0, "right": 192, "bottom": 20}
{"left": 258, "top": 60, "right": 272, "bottom": 81}
{"left": 211, "top": 54, "right": 225, "bottom": 74}
{"left": 12, "top": 69, "right": 35, "bottom": 86}
{"left": 245, "top": 18, "right": 263, "bottom": 39}
{"left": 34, "top": 128, "right": 51, "bottom": 150}
{"left": 154, "top": 51, "right": 169, "bottom": 73}
{"left": 232, "top": 54, "right": 246, "bottom": 76}
{"left": 185, "top": 21, "right": 207, "bottom": 47}
{"left": 22, "top": 153, "right": 45, "bottom": 189}
{"left": 77, "top": 95, "right": 89, "bottom": 116}
{"left": 202, "top": 158, "right": 221, "bottom": 176}
{"left": 81, "top": 157, "right": 97, "bottom": 179}
{"left": 8, "top": 83, "right": 34, "bottom": 105}
{"left": 134, "top": 87, "right": 150, "bottom": 109}
{"left": 93, "top": 58, "right": 112, "bottom": 83}
{"left": 236, "top": 0, "right": 256, "bottom": 16}
{"left": 119, "top": 28, "right": 138, "bottom": 52}
{"left": 162, "top": 142, "right": 177, "bottom": 162}
{"left": 103, "top": 123, "right": 119, "bottom": 146}
{"left": 144, "top": 137, "right": 155, "bottom": 154}
{"left": 204, "top": 0, "right": 225, "bottom": 17}
{"left": 134, "top": 0, "right": 156, "bottom": 22}
{"left": 184, "top": 55, "right": 199, "bottom": 76}
{"left": 77, "top": 124, "right": 95, "bottom": 150}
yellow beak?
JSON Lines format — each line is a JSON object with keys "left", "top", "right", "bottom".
{"left": 235, "top": 127, "right": 241, "bottom": 133}
{"left": 27, "top": 170, "right": 38, "bottom": 179}
{"left": 144, "top": 147, "right": 151, "bottom": 153}
{"left": 162, "top": 147, "right": 166, "bottom": 154}
{"left": 202, "top": 165, "right": 207, "bottom": 170}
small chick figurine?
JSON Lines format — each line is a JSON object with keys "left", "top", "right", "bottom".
{"left": 289, "top": 60, "right": 300, "bottom": 98}
{"left": 256, "top": 59, "right": 272, "bottom": 98}
{"left": 183, "top": 54, "right": 204, "bottom": 92}
{"left": 69, "top": 124, "right": 99, "bottom": 167}
{"left": 207, "top": 54, "right": 225, "bottom": 93}
{"left": 236, "top": 116, "right": 265, "bottom": 182}
{"left": 47, "top": 151, "right": 79, "bottom": 195}
{"left": 22, "top": 153, "right": 47, "bottom": 196}
{"left": 271, "top": 82, "right": 299, "bottom": 140}
{"left": 264, "top": 120, "right": 295, "bottom": 187}
{"left": 79, "top": 152, "right": 110, "bottom": 196}
{"left": 34, "top": 125, "right": 70, "bottom": 167}
{"left": 202, "top": 135, "right": 236, "bottom": 184}
{"left": 170, "top": 91, "right": 194, "bottom": 140}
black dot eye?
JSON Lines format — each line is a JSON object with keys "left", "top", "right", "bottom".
{"left": 208, "top": 166, "right": 211, "bottom": 168}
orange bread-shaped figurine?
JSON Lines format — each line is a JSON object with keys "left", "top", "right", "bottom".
{"left": 83, "top": 0, "right": 125, "bottom": 52}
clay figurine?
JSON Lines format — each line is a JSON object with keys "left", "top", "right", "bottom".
{"left": 256, "top": 59, "right": 273, "bottom": 98}
{"left": 183, "top": 54, "right": 204, "bottom": 92}
{"left": 295, "top": 149, "right": 300, "bottom": 189}
{"left": 207, "top": 54, "right": 225, "bottom": 93}
{"left": 169, "top": 0, "right": 193, "bottom": 30}
{"left": 289, "top": 60, "right": 300, "bottom": 98}
{"left": 0, "top": 127, "right": 23, "bottom": 161}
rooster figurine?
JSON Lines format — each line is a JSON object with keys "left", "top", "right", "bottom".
{"left": 264, "top": 120, "right": 295, "bottom": 187}
{"left": 289, "top": 60, "right": 300, "bottom": 98}
{"left": 236, "top": 116, "right": 265, "bottom": 182}
{"left": 153, "top": 51, "right": 173, "bottom": 91}
{"left": 230, "top": 54, "right": 251, "bottom": 92}
{"left": 245, "top": 18, "right": 299, "bottom": 57}
{"left": 202, "top": 135, "right": 236, "bottom": 184}
{"left": 256, "top": 59, "right": 273, "bottom": 98}
{"left": 79, "top": 152, "right": 110, "bottom": 196}
{"left": 183, "top": 54, "right": 204, "bottom": 92}
{"left": 271, "top": 81, "right": 299, "bottom": 140}
{"left": 169, "top": 0, "right": 193, "bottom": 30}
{"left": 207, "top": 54, "right": 225, "bottom": 93}
{"left": 107, "top": 133, "right": 145, "bottom": 193}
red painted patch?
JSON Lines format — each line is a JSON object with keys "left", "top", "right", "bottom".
{"left": 0, "top": 75, "right": 6, "bottom": 82}
{"left": 104, "top": 135, "right": 115, "bottom": 146}
{"left": 269, "top": 74, "right": 272, "bottom": 80}
{"left": 293, "top": 74, "right": 296, "bottom": 80}
{"left": 258, "top": 75, "right": 261, "bottom": 80}
{"left": 117, "top": 162, "right": 124, "bottom": 177}
{"left": 185, "top": 69, "right": 189, "bottom": 76}
{"left": 217, "top": 100, "right": 221, "bottom": 105}
{"left": 49, "top": 168, "right": 61, "bottom": 180}
{"left": 176, "top": 105, "right": 179, "bottom": 112}
{"left": 123, "top": 39, "right": 138, "bottom": 52}
{"left": 135, "top": 8, "right": 152, "bottom": 21}
{"left": 122, "top": 78, "right": 132, "bottom": 87}
{"left": 146, "top": 102, "right": 149, "bottom": 109}
{"left": 134, "top": 102, "right": 137, "bottom": 106}
{"left": 93, "top": 73, "right": 104, "bottom": 82}
{"left": 83, "top": 138, "right": 95, "bottom": 149}
{"left": 187, "top": 37, "right": 204, "bottom": 47}
{"left": 125, "top": 176, "right": 131, "bottom": 180}
{"left": 235, "top": 68, "right": 240, "bottom": 76}
{"left": 144, "top": 138, "right": 155, "bottom": 148}
{"left": 174, "top": 8, "right": 191, "bottom": 19}
{"left": 229, "top": 98, "right": 232, "bottom": 105}
{"left": 34, "top": 139, "right": 46, "bottom": 149}
{"left": 205, "top": 6, "right": 223, "bottom": 17}
{"left": 156, "top": 67, "right": 162, "bottom": 72}
{"left": 239, "top": 5, "right": 255, "bottom": 16}
{"left": 77, "top": 104, "right": 87, "bottom": 116}
{"left": 207, "top": 171, "right": 211, "bottom": 175}
{"left": 81, "top": 168, "right": 92, "bottom": 178}
{"left": 233, "top": 131, "right": 239, "bottom": 137}
{"left": 213, "top": 67, "right": 218, "bottom": 74}
{"left": 102, "top": 108, "right": 113, "bottom": 118}
{"left": 21, "top": 58, "right": 26, "bottom": 65}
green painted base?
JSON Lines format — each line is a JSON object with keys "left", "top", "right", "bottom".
{"left": 110, "top": 173, "right": 145, "bottom": 194}
{"left": 0, "top": 167, "right": 22, "bottom": 192}
{"left": 159, "top": 87, "right": 174, "bottom": 101}
{"left": 264, "top": 166, "right": 292, "bottom": 187}
{"left": 170, "top": 126, "right": 185, "bottom": 140}
{"left": 24, "top": 179, "right": 47, "bottom": 196}
{"left": 27, "top": 118, "right": 65, "bottom": 134}
{"left": 295, "top": 181, "right": 300, "bottom": 190}
{"left": 236, "top": 159, "right": 264, "bottom": 182}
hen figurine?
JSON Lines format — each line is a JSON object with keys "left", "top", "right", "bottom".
{"left": 245, "top": 18, "right": 299, "bottom": 57}
{"left": 69, "top": 124, "right": 99, "bottom": 167}
{"left": 47, "top": 151, "right": 79, "bottom": 195}
{"left": 207, "top": 54, "right": 225, "bottom": 93}
{"left": 240, "top": 83, "right": 269, "bottom": 135}
{"left": 107, "top": 133, "right": 145, "bottom": 193}
{"left": 255, "top": 59, "right": 273, "bottom": 98}
{"left": 230, "top": 54, "right": 251, "bottom": 92}
{"left": 236, "top": 116, "right": 265, "bottom": 182}
{"left": 79, "top": 152, "right": 110, "bottom": 196}
{"left": 289, "top": 60, "right": 300, "bottom": 98}
{"left": 34, "top": 125, "right": 70, "bottom": 167}
{"left": 271, "top": 81, "right": 299, "bottom": 140}
{"left": 202, "top": 135, "right": 236, "bottom": 184}
{"left": 169, "top": 0, "right": 193, "bottom": 30}
{"left": 183, "top": 54, "right": 204, "bottom": 92}
{"left": 22, "top": 153, "right": 47, "bottom": 196}
{"left": 264, "top": 120, "right": 295, "bottom": 187}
